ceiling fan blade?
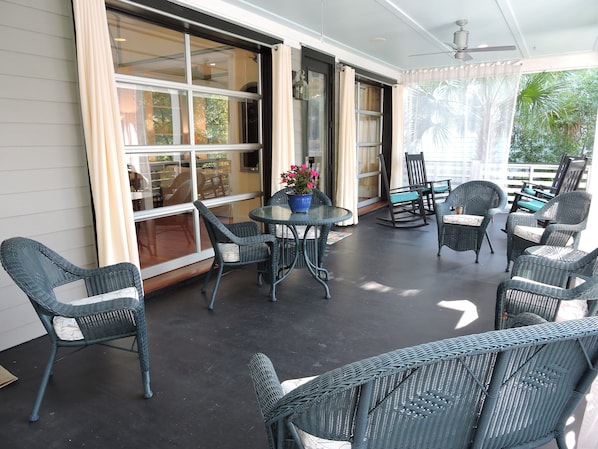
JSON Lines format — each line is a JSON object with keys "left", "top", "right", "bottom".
{"left": 408, "top": 51, "right": 451, "bottom": 57}
{"left": 464, "top": 45, "right": 517, "bottom": 53}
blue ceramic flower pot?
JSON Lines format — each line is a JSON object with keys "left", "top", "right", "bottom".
{"left": 287, "top": 193, "right": 312, "bottom": 213}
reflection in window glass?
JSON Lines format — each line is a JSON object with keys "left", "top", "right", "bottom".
{"left": 119, "top": 87, "right": 189, "bottom": 146}
{"left": 358, "top": 84, "right": 381, "bottom": 112}
{"left": 189, "top": 35, "right": 258, "bottom": 89}
{"left": 108, "top": 12, "right": 186, "bottom": 83}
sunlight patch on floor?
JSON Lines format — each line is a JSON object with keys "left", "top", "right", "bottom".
{"left": 360, "top": 281, "right": 393, "bottom": 293}
{"left": 438, "top": 300, "right": 479, "bottom": 329}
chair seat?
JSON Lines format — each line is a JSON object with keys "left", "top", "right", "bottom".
{"left": 275, "top": 224, "right": 320, "bottom": 240}
{"left": 218, "top": 242, "right": 270, "bottom": 263}
{"left": 513, "top": 225, "right": 574, "bottom": 246}
{"left": 390, "top": 191, "right": 419, "bottom": 203}
{"left": 442, "top": 214, "right": 484, "bottom": 226}
{"left": 53, "top": 287, "right": 139, "bottom": 341}
{"left": 516, "top": 198, "right": 544, "bottom": 212}
{"left": 281, "top": 376, "right": 351, "bottom": 449}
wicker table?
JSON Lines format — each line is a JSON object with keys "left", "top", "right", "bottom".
{"left": 249, "top": 204, "right": 352, "bottom": 299}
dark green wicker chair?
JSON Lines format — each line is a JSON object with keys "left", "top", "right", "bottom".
{"left": 496, "top": 247, "right": 598, "bottom": 330}
{"left": 194, "top": 200, "right": 278, "bottom": 310}
{"left": 0, "top": 237, "right": 152, "bottom": 422}
{"left": 435, "top": 180, "right": 507, "bottom": 263}
{"left": 249, "top": 317, "right": 598, "bottom": 449}
{"left": 505, "top": 191, "right": 592, "bottom": 272}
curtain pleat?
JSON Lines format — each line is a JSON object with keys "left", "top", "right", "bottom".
{"left": 335, "top": 66, "right": 358, "bottom": 226}
{"left": 72, "top": 0, "right": 139, "bottom": 267}
{"left": 391, "top": 84, "right": 404, "bottom": 189}
{"left": 271, "top": 44, "right": 295, "bottom": 195}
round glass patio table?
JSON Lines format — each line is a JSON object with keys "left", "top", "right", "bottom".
{"left": 249, "top": 204, "right": 352, "bottom": 299}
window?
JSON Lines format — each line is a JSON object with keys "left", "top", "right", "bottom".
{"left": 108, "top": 10, "right": 265, "bottom": 277}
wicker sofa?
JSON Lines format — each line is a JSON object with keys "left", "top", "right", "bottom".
{"left": 249, "top": 317, "right": 598, "bottom": 449}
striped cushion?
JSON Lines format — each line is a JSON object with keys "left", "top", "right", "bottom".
{"left": 281, "top": 376, "right": 351, "bottom": 449}
{"left": 275, "top": 225, "right": 320, "bottom": 239}
{"left": 513, "top": 225, "right": 545, "bottom": 243}
{"left": 53, "top": 287, "right": 139, "bottom": 341}
{"left": 443, "top": 214, "right": 484, "bottom": 226}
{"left": 218, "top": 243, "right": 240, "bottom": 262}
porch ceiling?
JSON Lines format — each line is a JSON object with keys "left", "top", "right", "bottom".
{"left": 212, "top": 0, "right": 598, "bottom": 70}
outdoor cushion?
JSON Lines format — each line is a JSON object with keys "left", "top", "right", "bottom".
{"left": 442, "top": 214, "right": 484, "bottom": 226}
{"left": 53, "top": 287, "right": 139, "bottom": 341}
{"left": 390, "top": 191, "right": 419, "bottom": 203}
{"left": 516, "top": 198, "right": 544, "bottom": 212}
{"left": 281, "top": 376, "right": 351, "bottom": 449}
{"left": 218, "top": 243, "right": 240, "bottom": 262}
{"left": 513, "top": 225, "right": 545, "bottom": 243}
{"left": 275, "top": 224, "right": 320, "bottom": 240}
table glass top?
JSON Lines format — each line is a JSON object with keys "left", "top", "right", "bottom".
{"left": 249, "top": 204, "right": 352, "bottom": 225}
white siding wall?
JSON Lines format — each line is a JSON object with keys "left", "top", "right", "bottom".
{"left": 0, "top": 0, "right": 97, "bottom": 351}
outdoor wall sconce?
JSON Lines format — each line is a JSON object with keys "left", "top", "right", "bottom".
{"left": 293, "top": 70, "right": 309, "bottom": 101}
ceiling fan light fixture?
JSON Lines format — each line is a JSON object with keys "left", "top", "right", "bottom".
{"left": 453, "top": 29, "right": 468, "bottom": 49}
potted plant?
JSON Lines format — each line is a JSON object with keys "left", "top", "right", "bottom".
{"left": 280, "top": 164, "right": 319, "bottom": 213}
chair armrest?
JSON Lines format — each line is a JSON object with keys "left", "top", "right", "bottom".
{"left": 506, "top": 212, "right": 538, "bottom": 233}
{"left": 53, "top": 296, "right": 143, "bottom": 318}
{"left": 248, "top": 353, "right": 285, "bottom": 419}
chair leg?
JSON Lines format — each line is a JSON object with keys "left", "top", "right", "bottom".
{"left": 485, "top": 231, "right": 495, "bottom": 254}
{"left": 30, "top": 345, "right": 58, "bottom": 422}
{"left": 208, "top": 265, "right": 225, "bottom": 310}
{"left": 201, "top": 260, "right": 217, "bottom": 294}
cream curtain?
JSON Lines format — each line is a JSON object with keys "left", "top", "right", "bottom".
{"left": 402, "top": 61, "right": 522, "bottom": 189}
{"left": 335, "top": 66, "right": 358, "bottom": 226}
{"left": 271, "top": 44, "right": 295, "bottom": 195}
{"left": 72, "top": 0, "right": 139, "bottom": 267}
{"left": 390, "top": 84, "right": 404, "bottom": 188}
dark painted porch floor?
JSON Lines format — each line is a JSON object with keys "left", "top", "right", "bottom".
{"left": 0, "top": 211, "right": 576, "bottom": 448}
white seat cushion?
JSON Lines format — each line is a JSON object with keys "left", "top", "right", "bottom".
{"left": 218, "top": 243, "right": 240, "bottom": 262}
{"left": 275, "top": 225, "right": 320, "bottom": 240}
{"left": 443, "top": 214, "right": 484, "bottom": 227}
{"left": 513, "top": 225, "right": 545, "bottom": 243}
{"left": 281, "top": 376, "right": 352, "bottom": 449}
{"left": 53, "top": 287, "right": 139, "bottom": 341}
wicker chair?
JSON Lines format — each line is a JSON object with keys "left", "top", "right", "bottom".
{"left": 249, "top": 317, "right": 598, "bottom": 449}
{"left": 377, "top": 154, "right": 427, "bottom": 228}
{"left": 404, "top": 152, "right": 452, "bottom": 213}
{"left": 435, "top": 180, "right": 507, "bottom": 263}
{"left": 510, "top": 155, "right": 587, "bottom": 213}
{"left": 0, "top": 237, "right": 152, "bottom": 422}
{"left": 505, "top": 191, "right": 592, "bottom": 272}
{"left": 496, "top": 248, "right": 598, "bottom": 330}
{"left": 268, "top": 187, "right": 332, "bottom": 270}
{"left": 194, "top": 200, "right": 278, "bottom": 310}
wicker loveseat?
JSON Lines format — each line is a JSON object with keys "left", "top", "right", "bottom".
{"left": 249, "top": 317, "right": 598, "bottom": 449}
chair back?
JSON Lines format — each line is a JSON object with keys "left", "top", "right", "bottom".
{"left": 1, "top": 237, "right": 79, "bottom": 320}
{"left": 444, "top": 180, "right": 507, "bottom": 215}
{"left": 404, "top": 152, "right": 429, "bottom": 186}
{"left": 536, "top": 190, "right": 592, "bottom": 226}
{"left": 163, "top": 178, "right": 193, "bottom": 206}
{"left": 554, "top": 156, "right": 587, "bottom": 195}
{"left": 268, "top": 187, "right": 332, "bottom": 207}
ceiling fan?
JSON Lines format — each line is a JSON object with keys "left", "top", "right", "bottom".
{"left": 411, "top": 19, "right": 516, "bottom": 61}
